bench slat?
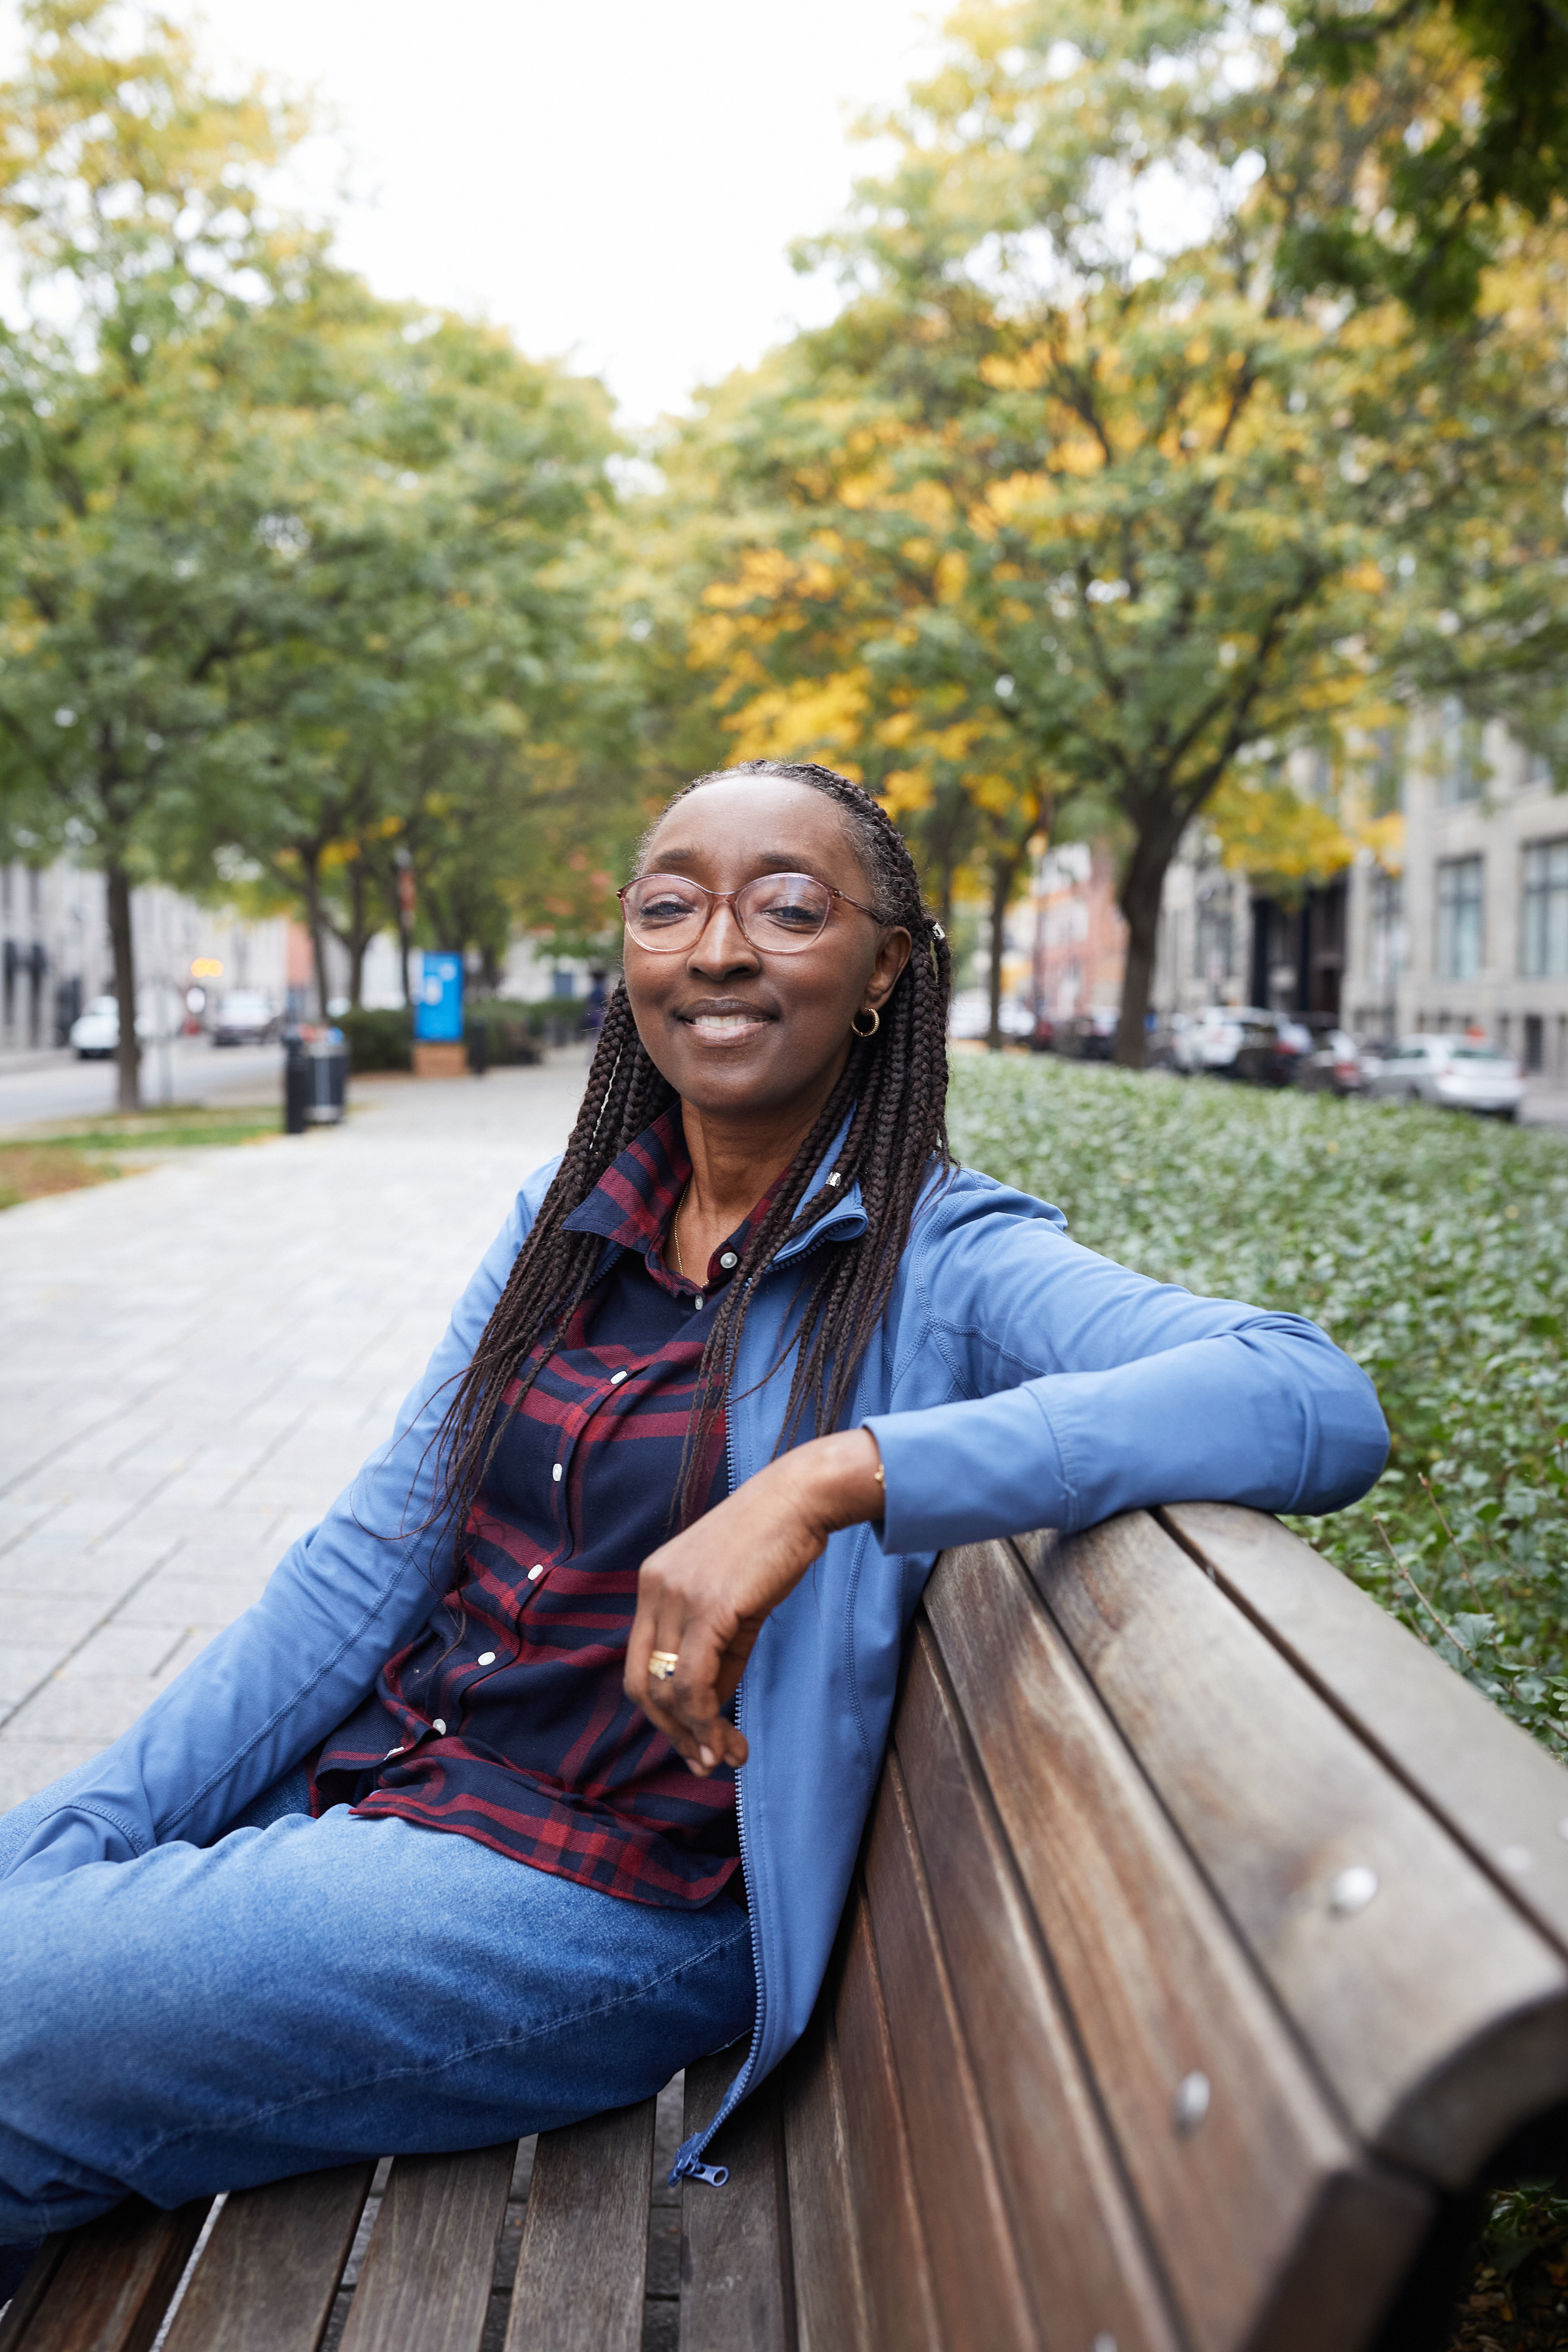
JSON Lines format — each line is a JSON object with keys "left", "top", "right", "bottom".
{"left": 781, "top": 1996, "right": 872, "bottom": 2352}
{"left": 832, "top": 1893, "right": 943, "bottom": 2352}
{"left": 926, "top": 1539, "right": 1413, "bottom": 2352}
{"left": 0, "top": 2198, "right": 209, "bottom": 2352}
{"left": 680, "top": 2053, "right": 792, "bottom": 2352}
{"left": 159, "top": 2162, "right": 375, "bottom": 2352}
{"left": 894, "top": 1621, "right": 1183, "bottom": 2352}
{"left": 862, "top": 1749, "right": 1046, "bottom": 2352}
{"left": 503, "top": 2100, "right": 654, "bottom": 2352}
{"left": 336, "top": 2144, "right": 514, "bottom": 2352}
{"left": 1164, "top": 1500, "right": 1568, "bottom": 1955}
{"left": 1023, "top": 1513, "right": 1568, "bottom": 2184}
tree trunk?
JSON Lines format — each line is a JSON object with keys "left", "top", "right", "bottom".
{"left": 301, "top": 856, "right": 331, "bottom": 1022}
{"left": 986, "top": 847, "right": 1022, "bottom": 1052}
{"left": 106, "top": 857, "right": 141, "bottom": 1113}
{"left": 1114, "top": 813, "right": 1187, "bottom": 1070}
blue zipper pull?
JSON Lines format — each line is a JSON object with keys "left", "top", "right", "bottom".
{"left": 670, "top": 2131, "right": 729, "bottom": 2188}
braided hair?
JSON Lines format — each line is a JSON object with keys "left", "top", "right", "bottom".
{"left": 430, "top": 760, "right": 953, "bottom": 1541}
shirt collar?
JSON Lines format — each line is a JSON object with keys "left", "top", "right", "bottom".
{"left": 561, "top": 1106, "right": 866, "bottom": 1282}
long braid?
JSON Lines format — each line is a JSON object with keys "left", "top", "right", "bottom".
{"left": 430, "top": 760, "right": 953, "bottom": 1548}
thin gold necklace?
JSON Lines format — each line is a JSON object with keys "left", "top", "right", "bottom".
{"left": 671, "top": 1182, "right": 690, "bottom": 1277}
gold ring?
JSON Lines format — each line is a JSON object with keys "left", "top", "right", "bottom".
{"left": 648, "top": 1650, "right": 679, "bottom": 1681}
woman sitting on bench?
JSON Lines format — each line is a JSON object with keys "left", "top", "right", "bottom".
{"left": 0, "top": 761, "right": 1388, "bottom": 2275}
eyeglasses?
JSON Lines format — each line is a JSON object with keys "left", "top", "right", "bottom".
{"left": 618, "top": 871, "right": 883, "bottom": 955}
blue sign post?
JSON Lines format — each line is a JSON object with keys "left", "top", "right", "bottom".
{"left": 414, "top": 952, "right": 464, "bottom": 1043}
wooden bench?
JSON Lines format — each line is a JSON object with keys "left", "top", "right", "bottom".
{"left": 7, "top": 1500, "right": 1568, "bottom": 2352}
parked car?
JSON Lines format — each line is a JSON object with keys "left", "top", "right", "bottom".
{"left": 1172, "top": 1005, "right": 1276, "bottom": 1079}
{"left": 1051, "top": 1007, "right": 1120, "bottom": 1060}
{"left": 1297, "top": 1028, "right": 1367, "bottom": 1096}
{"left": 212, "top": 990, "right": 281, "bottom": 1047}
{"left": 68, "top": 994, "right": 152, "bottom": 1059}
{"left": 1363, "top": 1034, "right": 1526, "bottom": 1119}
{"left": 1029, "top": 1009, "right": 1055, "bottom": 1054}
{"left": 947, "top": 989, "right": 1034, "bottom": 1043}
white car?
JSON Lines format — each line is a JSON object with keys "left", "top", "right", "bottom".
{"left": 948, "top": 989, "right": 1034, "bottom": 1042}
{"left": 212, "top": 990, "right": 280, "bottom": 1046}
{"left": 1171, "top": 1005, "right": 1273, "bottom": 1076}
{"left": 68, "top": 994, "right": 153, "bottom": 1059}
{"left": 1364, "top": 1034, "right": 1526, "bottom": 1119}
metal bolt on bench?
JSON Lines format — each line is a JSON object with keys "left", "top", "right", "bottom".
{"left": 7, "top": 1503, "right": 1568, "bottom": 2352}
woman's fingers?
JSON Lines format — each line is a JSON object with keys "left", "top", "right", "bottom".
{"left": 626, "top": 1596, "right": 748, "bottom": 1773}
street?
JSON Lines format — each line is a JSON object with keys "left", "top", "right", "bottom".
{"left": 0, "top": 1059, "right": 587, "bottom": 1810}
{"left": 0, "top": 1038, "right": 286, "bottom": 1135}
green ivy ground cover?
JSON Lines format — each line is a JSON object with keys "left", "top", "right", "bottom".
{"left": 948, "top": 1056, "right": 1568, "bottom": 1758}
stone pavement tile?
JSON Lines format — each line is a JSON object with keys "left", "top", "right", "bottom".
{"left": 2, "top": 1494, "right": 144, "bottom": 1547}
{"left": 0, "top": 1742, "right": 100, "bottom": 1812}
{"left": 0, "top": 1646, "right": 61, "bottom": 1709}
{"left": 6, "top": 1674, "right": 149, "bottom": 1746}
{"left": 151, "top": 1628, "right": 222, "bottom": 1686}
{"left": 0, "top": 1544, "right": 175, "bottom": 1604}
{"left": 66, "top": 1622, "right": 194, "bottom": 1681}
{"left": 115, "top": 1576, "right": 266, "bottom": 1632}
{"left": 0, "top": 1592, "right": 108, "bottom": 1649}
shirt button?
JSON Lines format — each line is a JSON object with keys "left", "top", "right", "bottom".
{"left": 719, "top": 1251, "right": 738, "bottom": 1270}
{"left": 477, "top": 1651, "right": 496, "bottom": 1666}
{"left": 610, "top": 1368, "right": 629, "bottom": 1384}
{"left": 432, "top": 1718, "right": 447, "bottom": 1735}
{"left": 552, "top": 1462, "right": 563, "bottom": 1482}
{"left": 385, "top": 1745, "right": 405, "bottom": 1759}
{"left": 693, "top": 1295, "right": 704, "bottom": 1310}
{"left": 528, "top": 1564, "right": 546, "bottom": 1581}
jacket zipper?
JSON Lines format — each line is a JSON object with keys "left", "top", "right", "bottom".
{"left": 669, "top": 1219, "right": 856, "bottom": 2188}
{"left": 670, "top": 1407, "right": 765, "bottom": 2186}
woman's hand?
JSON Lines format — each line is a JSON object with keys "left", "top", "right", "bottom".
{"left": 624, "top": 1427, "right": 885, "bottom": 1774}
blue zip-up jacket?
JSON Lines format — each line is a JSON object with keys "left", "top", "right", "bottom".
{"left": 0, "top": 1150, "right": 1388, "bottom": 2175}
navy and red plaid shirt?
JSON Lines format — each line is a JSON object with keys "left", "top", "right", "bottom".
{"left": 312, "top": 1111, "right": 771, "bottom": 1908}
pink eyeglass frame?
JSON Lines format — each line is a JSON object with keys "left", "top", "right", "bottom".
{"left": 617, "top": 871, "right": 884, "bottom": 954}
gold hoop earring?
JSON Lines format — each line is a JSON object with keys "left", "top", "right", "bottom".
{"left": 851, "top": 1006, "right": 880, "bottom": 1038}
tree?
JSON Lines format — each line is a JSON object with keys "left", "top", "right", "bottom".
{"left": 676, "top": 0, "right": 1568, "bottom": 1064}
{"left": 1284, "top": 0, "right": 1568, "bottom": 319}
{"left": 0, "top": 0, "right": 312, "bottom": 1106}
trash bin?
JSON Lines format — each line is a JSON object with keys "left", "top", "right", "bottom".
{"left": 282, "top": 1028, "right": 349, "bottom": 1134}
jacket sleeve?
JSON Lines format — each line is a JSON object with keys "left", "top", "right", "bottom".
{"left": 0, "top": 1166, "right": 557, "bottom": 1889}
{"left": 864, "top": 1175, "right": 1388, "bottom": 1556}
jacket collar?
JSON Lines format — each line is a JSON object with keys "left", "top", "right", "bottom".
{"left": 559, "top": 1107, "right": 866, "bottom": 1273}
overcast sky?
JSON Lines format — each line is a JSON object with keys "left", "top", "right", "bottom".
{"left": 0, "top": 1, "right": 948, "bottom": 427}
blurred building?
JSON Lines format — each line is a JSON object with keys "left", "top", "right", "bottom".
{"left": 1031, "top": 844, "right": 1128, "bottom": 1019}
{"left": 0, "top": 858, "right": 290, "bottom": 1054}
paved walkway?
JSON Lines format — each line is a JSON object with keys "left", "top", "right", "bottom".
{"left": 0, "top": 1060, "right": 586, "bottom": 1812}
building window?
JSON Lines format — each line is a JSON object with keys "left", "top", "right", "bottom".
{"left": 1437, "top": 855, "right": 1484, "bottom": 979}
{"left": 1525, "top": 1013, "right": 1544, "bottom": 1073}
{"left": 1193, "top": 889, "right": 1233, "bottom": 989}
{"left": 1437, "top": 699, "right": 1484, "bottom": 806}
{"left": 1522, "top": 838, "right": 1568, "bottom": 979}
{"left": 1369, "top": 870, "right": 1404, "bottom": 990}
{"left": 1367, "top": 728, "right": 1405, "bottom": 818}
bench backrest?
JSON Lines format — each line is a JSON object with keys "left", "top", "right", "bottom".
{"left": 9, "top": 1504, "right": 1568, "bottom": 2352}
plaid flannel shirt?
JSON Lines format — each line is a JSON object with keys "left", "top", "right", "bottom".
{"left": 312, "top": 1110, "right": 771, "bottom": 1907}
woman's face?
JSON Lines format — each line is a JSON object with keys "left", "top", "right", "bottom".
{"left": 624, "top": 776, "right": 912, "bottom": 1128}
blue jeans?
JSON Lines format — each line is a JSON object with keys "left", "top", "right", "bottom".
{"left": 0, "top": 1766, "right": 755, "bottom": 2252}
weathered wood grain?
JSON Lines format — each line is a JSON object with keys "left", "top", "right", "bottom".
{"left": 1018, "top": 1512, "right": 1568, "bottom": 2183}
{"left": 502, "top": 2100, "right": 654, "bottom": 2352}
{"left": 2, "top": 2198, "right": 209, "bottom": 2352}
{"left": 894, "top": 1621, "right": 1183, "bottom": 2352}
{"left": 336, "top": 2144, "right": 514, "bottom": 2352}
{"left": 1163, "top": 1500, "right": 1568, "bottom": 1956}
{"left": 862, "top": 1748, "right": 1040, "bottom": 2352}
{"left": 780, "top": 1998, "right": 871, "bottom": 2352}
{"left": 679, "top": 2053, "right": 792, "bottom": 2352}
{"left": 0, "top": 2244, "right": 68, "bottom": 2352}
{"left": 160, "top": 2164, "right": 374, "bottom": 2352}
{"left": 830, "top": 1893, "right": 942, "bottom": 2352}
{"left": 925, "top": 1539, "right": 1421, "bottom": 2352}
